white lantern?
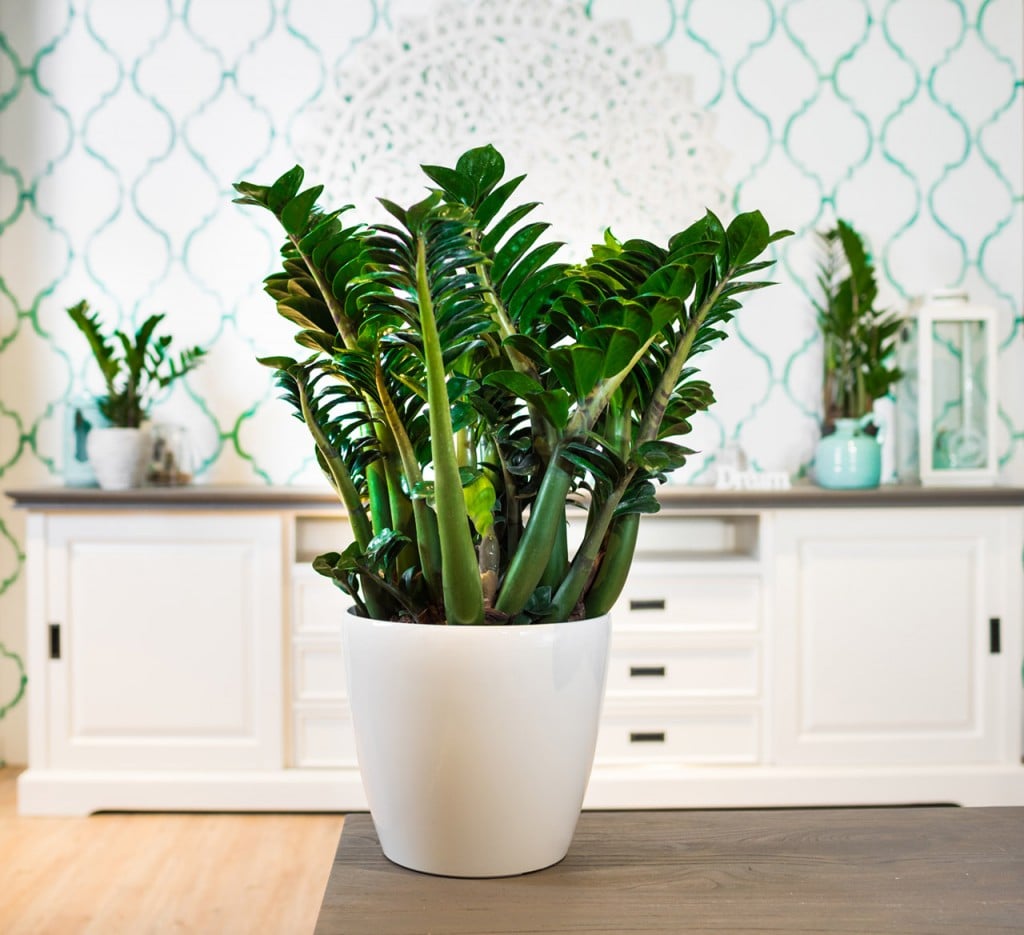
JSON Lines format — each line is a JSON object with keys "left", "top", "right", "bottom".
{"left": 916, "top": 291, "right": 998, "bottom": 487}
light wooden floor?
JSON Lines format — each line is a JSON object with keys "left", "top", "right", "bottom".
{"left": 0, "top": 768, "right": 345, "bottom": 935}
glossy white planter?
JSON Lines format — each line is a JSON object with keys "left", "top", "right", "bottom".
{"left": 342, "top": 613, "right": 611, "bottom": 877}
{"left": 86, "top": 426, "right": 148, "bottom": 490}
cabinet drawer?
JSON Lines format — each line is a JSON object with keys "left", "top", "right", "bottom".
{"left": 292, "top": 569, "right": 350, "bottom": 636}
{"left": 292, "top": 640, "right": 347, "bottom": 702}
{"left": 606, "top": 637, "right": 759, "bottom": 699}
{"left": 595, "top": 706, "right": 760, "bottom": 765}
{"left": 613, "top": 573, "right": 761, "bottom": 631}
{"left": 291, "top": 708, "right": 358, "bottom": 768}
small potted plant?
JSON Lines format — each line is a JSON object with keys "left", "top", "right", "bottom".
{"left": 812, "top": 219, "right": 903, "bottom": 489}
{"left": 66, "top": 300, "right": 207, "bottom": 489}
{"left": 235, "top": 145, "right": 789, "bottom": 876}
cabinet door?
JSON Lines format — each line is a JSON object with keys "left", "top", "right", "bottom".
{"left": 44, "top": 513, "right": 283, "bottom": 770}
{"left": 771, "top": 509, "right": 1012, "bottom": 766}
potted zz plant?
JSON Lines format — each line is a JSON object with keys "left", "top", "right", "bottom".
{"left": 812, "top": 219, "right": 903, "bottom": 489}
{"left": 235, "top": 145, "right": 789, "bottom": 877}
{"left": 66, "top": 300, "right": 207, "bottom": 489}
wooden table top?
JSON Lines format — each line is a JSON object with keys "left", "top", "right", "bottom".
{"left": 315, "top": 808, "right": 1024, "bottom": 934}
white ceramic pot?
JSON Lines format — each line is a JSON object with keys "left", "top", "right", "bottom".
{"left": 86, "top": 426, "right": 149, "bottom": 490}
{"left": 342, "top": 612, "right": 611, "bottom": 877}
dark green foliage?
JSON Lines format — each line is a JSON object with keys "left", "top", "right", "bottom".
{"left": 814, "top": 219, "right": 904, "bottom": 425}
{"left": 66, "top": 299, "right": 206, "bottom": 427}
{"left": 235, "top": 145, "right": 790, "bottom": 624}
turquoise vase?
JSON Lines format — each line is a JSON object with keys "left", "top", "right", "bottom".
{"left": 814, "top": 417, "right": 882, "bottom": 490}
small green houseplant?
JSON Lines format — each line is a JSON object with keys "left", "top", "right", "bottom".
{"left": 236, "top": 145, "right": 789, "bottom": 626}
{"left": 67, "top": 300, "right": 207, "bottom": 428}
{"left": 67, "top": 300, "right": 206, "bottom": 488}
{"left": 235, "top": 145, "right": 788, "bottom": 876}
{"left": 814, "top": 220, "right": 902, "bottom": 429}
{"left": 812, "top": 220, "right": 903, "bottom": 489}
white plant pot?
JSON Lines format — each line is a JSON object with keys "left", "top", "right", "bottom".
{"left": 342, "top": 612, "right": 611, "bottom": 877}
{"left": 86, "top": 426, "right": 149, "bottom": 490}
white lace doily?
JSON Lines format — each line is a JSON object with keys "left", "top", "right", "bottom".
{"left": 299, "top": 0, "right": 727, "bottom": 258}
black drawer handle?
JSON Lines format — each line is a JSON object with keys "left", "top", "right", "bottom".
{"left": 629, "top": 665, "right": 666, "bottom": 678}
{"left": 629, "top": 731, "right": 666, "bottom": 744}
{"left": 629, "top": 598, "right": 666, "bottom": 611}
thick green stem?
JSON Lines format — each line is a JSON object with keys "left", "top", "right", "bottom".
{"left": 488, "top": 439, "right": 521, "bottom": 556}
{"left": 416, "top": 236, "right": 484, "bottom": 626}
{"left": 544, "top": 477, "right": 630, "bottom": 622}
{"left": 364, "top": 460, "right": 392, "bottom": 535}
{"left": 374, "top": 354, "right": 441, "bottom": 596}
{"left": 479, "top": 528, "right": 500, "bottom": 609}
{"left": 411, "top": 499, "right": 443, "bottom": 601}
{"left": 456, "top": 427, "right": 471, "bottom": 467}
{"left": 584, "top": 513, "right": 640, "bottom": 617}
{"left": 494, "top": 459, "right": 574, "bottom": 617}
{"left": 538, "top": 512, "right": 568, "bottom": 590}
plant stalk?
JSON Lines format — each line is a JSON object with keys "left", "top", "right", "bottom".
{"left": 416, "top": 235, "right": 484, "bottom": 626}
{"left": 494, "top": 458, "right": 574, "bottom": 617}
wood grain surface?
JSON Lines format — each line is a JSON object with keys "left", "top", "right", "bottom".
{"left": 315, "top": 808, "right": 1024, "bottom": 935}
{"left": 0, "top": 769, "right": 344, "bottom": 935}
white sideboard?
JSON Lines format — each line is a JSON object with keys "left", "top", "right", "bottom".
{"left": 8, "top": 485, "right": 1024, "bottom": 815}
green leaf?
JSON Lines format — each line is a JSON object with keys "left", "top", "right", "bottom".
{"left": 475, "top": 174, "right": 526, "bottom": 228}
{"left": 668, "top": 212, "right": 723, "bottom": 257}
{"left": 404, "top": 191, "right": 443, "bottom": 234}
{"left": 523, "top": 585, "right": 555, "bottom": 618}
{"left": 268, "top": 166, "right": 305, "bottom": 213}
{"left": 281, "top": 184, "right": 323, "bottom": 236}
{"left": 613, "top": 483, "right": 661, "bottom": 518}
{"left": 581, "top": 325, "right": 642, "bottom": 379}
{"left": 455, "top": 144, "right": 505, "bottom": 200}
{"left": 364, "top": 529, "right": 411, "bottom": 575}
{"left": 446, "top": 373, "right": 480, "bottom": 402}
{"left": 640, "top": 263, "right": 696, "bottom": 302}
{"left": 257, "top": 355, "right": 298, "bottom": 371}
{"left": 450, "top": 401, "right": 475, "bottom": 433}
{"left": 232, "top": 180, "right": 270, "bottom": 206}
{"left": 313, "top": 545, "right": 359, "bottom": 578}
{"left": 462, "top": 472, "right": 496, "bottom": 536}
{"left": 501, "top": 333, "right": 548, "bottom": 366}
{"left": 482, "top": 369, "right": 545, "bottom": 397}
{"left": 498, "top": 240, "right": 564, "bottom": 302}
{"left": 635, "top": 440, "right": 696, "bottom": 473}
{"left": 534, "top": 390, "right": 570, "bottom": 429}
{"left": 726, "top": 210, "right": 770, "bottom": 267}
{"left": 549, "top": 345, "right": 605, "bottom": 401}
{"left": 377, "top": 197, "right": 407, "bottom": 226}
{"left": 479, "top": 202, "right": 540, "bottom": 255}
{"left": 277, "top": 295, "right": 335, "bottom": 334}
{"left": 295, "top": 330, "right": 337, "bottom": 354}
{"left": 489, "top": 221, "right": 548, "bottom": 282}
{"left": 421, "top": 164, "right": 476, "bottom": 205}
{"left": 298, "top": 208, "right": 350, "bottom": 253}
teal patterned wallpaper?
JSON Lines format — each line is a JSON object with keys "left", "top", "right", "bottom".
{"left": 0, "top": 0, "right": 1021, "bottom": 760}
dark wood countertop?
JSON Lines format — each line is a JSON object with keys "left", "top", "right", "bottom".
{"left": 315, "top": 808, "right": 1024, "bottom": 935}
{"left": 6, "top": 482, "right": 1024, "bottom": 512}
